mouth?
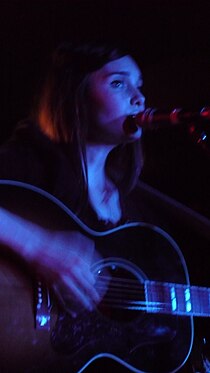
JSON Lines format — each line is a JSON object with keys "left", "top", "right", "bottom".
{"left": 123, "top": 116, "right": 139, "bottom": 134}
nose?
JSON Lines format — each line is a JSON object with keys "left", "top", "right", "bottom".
{"left": 130, "top": 89, "right": 145, "bottom": 111}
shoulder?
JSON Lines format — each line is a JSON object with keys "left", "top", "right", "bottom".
{"left": 0, "top": 120, "right": 64, "bottom": 190}
{"left": 0, "top": 120, "right": 82, "bottom": 211}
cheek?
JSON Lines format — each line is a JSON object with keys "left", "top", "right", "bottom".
{"left": 94, "top": 94, "right": 126, "bottom": 123}
{"left": 87, "top": 81, "right": 128, "bottom": 127}
{"left": 86, "top": 94, "right": 127, "bottom": 142}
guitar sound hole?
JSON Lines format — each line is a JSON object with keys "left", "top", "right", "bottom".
{"left": 95, "top": 264, "right": 145, "bottom": 322}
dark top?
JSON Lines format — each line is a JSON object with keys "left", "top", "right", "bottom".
{"left": 0, "top": 120, "right": 210, "bottom": 236}
{"left": 0, "top": 120, "right": 157, "bottom": 230}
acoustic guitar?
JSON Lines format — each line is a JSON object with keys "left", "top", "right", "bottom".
{"left": 0, "top": 180, "right": 209, "bottom": 373}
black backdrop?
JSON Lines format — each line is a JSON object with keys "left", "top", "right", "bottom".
{"left": 1, "top": 0, "right": 210, "bottom": 216}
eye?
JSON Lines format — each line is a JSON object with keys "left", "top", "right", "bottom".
{"left": 137, "top": 85, "right": 144, "bottom": 95}
{"left": 110, "top": 80, "right": 124, "bottom": 88}
{"left": 137, "top": 80, "right": 144, "bottom": 91}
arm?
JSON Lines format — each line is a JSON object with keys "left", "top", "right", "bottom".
{"left": 0, "top": 207, "right": 99, "bottom": 312}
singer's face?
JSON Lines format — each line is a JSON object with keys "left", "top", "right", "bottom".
{"left": 86, "top": 55, "right": 145, "bottom": 145}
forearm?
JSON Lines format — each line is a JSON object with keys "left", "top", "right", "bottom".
{"left": 0, "top": 207, "right": 44, "bottom": 261}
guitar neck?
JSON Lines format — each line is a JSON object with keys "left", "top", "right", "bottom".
{"left": 145, "top": 281, "right": 210, "bottom": 317}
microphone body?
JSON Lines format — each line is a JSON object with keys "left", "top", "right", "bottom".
{"left": 133, "top": 107, "right": 210, "bottom": 129}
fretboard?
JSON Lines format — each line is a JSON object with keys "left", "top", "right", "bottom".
{"left": 145, "top": 281, "right": 210, "bottom": 317}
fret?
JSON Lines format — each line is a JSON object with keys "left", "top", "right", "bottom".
{"left": 145, "top": 281, "right": 210, "bottom": 317}
{"left": 190, "top": 286, "right": 210, "bottom": 316}
{"left": 145, "top": 281, "right": 172, "bottom": 314}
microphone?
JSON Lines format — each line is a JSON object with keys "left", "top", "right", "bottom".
{"left": 132, "top": 107, "right": 210, "bottom": 129}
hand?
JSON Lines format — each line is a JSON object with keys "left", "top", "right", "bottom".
{"left": 28, "top": 229, "right": 100, "bottom": 314}
{"left": 0, "top": 208, "right": 100, "bottom": 313}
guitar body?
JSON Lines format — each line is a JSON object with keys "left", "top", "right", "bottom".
{"left": 0, "top": 254, "right": 58, "bottom": 373}
{"left": 0, "top": 181, "right": 193, "bottom": 373}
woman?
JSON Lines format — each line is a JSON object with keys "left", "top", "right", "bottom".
{"left": 0, "top": 42, "right": 204, "bottom": 373}
{"left": 0, "top": 41, "right": 145, "bottom": 311}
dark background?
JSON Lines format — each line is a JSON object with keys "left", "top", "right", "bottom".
{"left": 1, "top": 0, "right": 210, "bottom": 218}
{"left": 0, "top": 2, "right": 210, "bottom": 371}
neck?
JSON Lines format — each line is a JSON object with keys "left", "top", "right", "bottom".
{"left": 86, "top": 143, "right": 122, "bottom": 224}
{"left": 86, "top": 143, "right": 114, "bottom": 172}
{"left": 85, "top": 143, "right": 115, "bottom": 191}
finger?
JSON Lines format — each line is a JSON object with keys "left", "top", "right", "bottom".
{"left": 70, "top": 256, "right": 96, "bottom": 285}
{"left": 52, "top": 284, "right": 77, "bottom": 318}
{"left": 61, "top": 274, "right": 96, "bottom": 311}
{"left": 68, "top": 266, "right": 100, "bottom": 303}
{"left": 62, "top": 256, "right": 100, "bottom": 301}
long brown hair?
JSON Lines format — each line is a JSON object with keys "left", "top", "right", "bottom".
{"left": 34, "top": 42, "right": 143, "bottom": 211}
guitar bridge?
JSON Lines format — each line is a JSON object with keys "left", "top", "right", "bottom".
{"left": 35, "top": 279, "right": 51, "bottom": 331}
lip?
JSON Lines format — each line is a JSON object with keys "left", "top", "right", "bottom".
{"left": 131, "top": 106, "right": 145, "bottom": 117}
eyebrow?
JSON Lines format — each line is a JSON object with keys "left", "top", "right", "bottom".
{"left": 105, "top": 71, "right": 143, "bottom": 82}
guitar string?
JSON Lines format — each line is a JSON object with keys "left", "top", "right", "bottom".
{"left": 95, "top": 281, "right": 188, "bottom": 298}
{"left": 95, "top": 274, "right": 176, "bottom": 289}
{"left": 97, "top": 300, "right": 208, "bottom": 314}
{"left": 95, "top": 278, "right": 171, "bottom": 311}
{"left": 97, "top": 304, "right": 161, "bottom": 311}
{"left": 96, "top": 295, "right": 208, "bottom": 314}
{"left": 97, "top": 293, "right": 207, "bottom": 314}
{"left": 98, "top": 291, "right": 170, "bottom": 312}
{"left": 94, "top": 276, "right": 209, "bottom": 301}
{"left": 93, "top": 278, "right": 208, "bottom": 312}
{"left": 96, "top": 287, "right": 209, "bottom": 306}
{"left": 99, "top": 298, "right": 161, "bottom": 305}
{"left": 95, "top": 276, "right": 175, "bottom": 296}
{"left": 98, "top": 290, "right": 168, "bottom": 311}
{"left": 95, "top": 274, "right": 210, "bottom": 293}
